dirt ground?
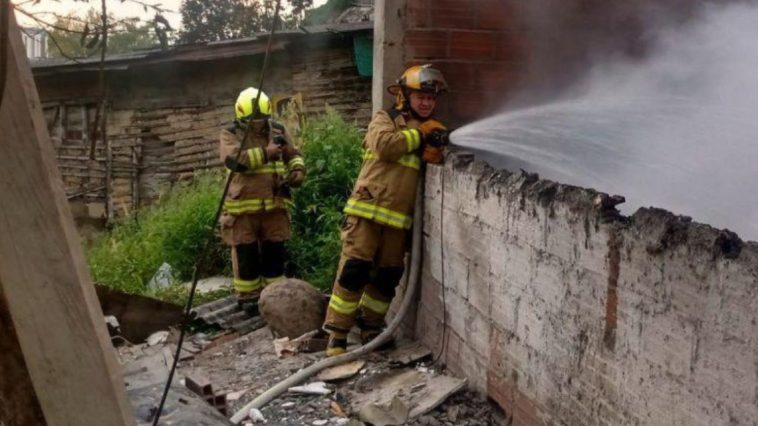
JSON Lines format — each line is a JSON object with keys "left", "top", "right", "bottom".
{"left": 173, "top": 327, "right": 505, "bottom": 425}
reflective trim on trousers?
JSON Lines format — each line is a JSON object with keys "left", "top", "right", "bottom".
{"left": 234, "top": 277, "right": 262, "bottom": 292}
{"left": 343, "top": 199, "right": 412, "bottom": 230}
{"left": 359, "top": 293, "right": 390, "bottom": 315}
{"left": 262, "top": 275, "right": 285, "bottom": 286}
{"left": 224, "top": 197, "right": 292, "bottom": 215}
{"left": 328, "top": 294, "right": 360, "bottom": 315}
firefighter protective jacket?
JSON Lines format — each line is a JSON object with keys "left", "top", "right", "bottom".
{"left": 343, "top": 110, "right": 426, "bottom": 230}
{"left": 219, "top": 120, "right": 305, "bottom": 215}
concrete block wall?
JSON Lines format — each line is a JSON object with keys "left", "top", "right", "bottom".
{"left": 414, "top": 152, "right": 758, "bottom": 425}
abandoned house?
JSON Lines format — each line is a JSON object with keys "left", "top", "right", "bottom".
{"left": 31, "top": 19, "right": 373, "bottom": 224}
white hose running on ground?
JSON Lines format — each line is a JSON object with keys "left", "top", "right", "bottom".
{"left": 230, "top": 181, "right": 426, "bottom": 424}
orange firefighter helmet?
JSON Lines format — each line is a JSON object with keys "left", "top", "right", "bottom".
{"left": 387, "top": 64, "right": 448, "bottom": 112}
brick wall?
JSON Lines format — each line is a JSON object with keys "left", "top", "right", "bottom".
{"left": 412, "top": 152, "right": 758, "bottom": 425}
{"left": 402, "top": 0, "right": 522, "bottom": 125}
{"left": 396, "top": 0, "right": 732, "bottom": 126}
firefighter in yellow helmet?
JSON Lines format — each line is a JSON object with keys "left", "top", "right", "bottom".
{"left": 322, "top": 65, "right": 451, "bottom": 355}
{"left": 218, "top": 87, "right": 306, "bottom": 312}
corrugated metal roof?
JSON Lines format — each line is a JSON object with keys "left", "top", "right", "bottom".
{"left": 190, "top": 295, "right": 264, "bottom": 336}
{"left": 30, "top": 21, "right": 373, "bottom": 73}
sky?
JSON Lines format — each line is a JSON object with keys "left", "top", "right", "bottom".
{"left": 14, "top": 0, "right": 329, "bottom": 30}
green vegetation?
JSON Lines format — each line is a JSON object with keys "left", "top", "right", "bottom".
{"left": 87, "top": 110, "right": 363, "bottom": 301}
{"left": 47, "top": 10, "right": 163, "bottom": 58}
{"left": 288, "top": 109, "right": 364, "bottom": 289}
{"left": 87, "top": 172, "right": 229, "bottom": 297}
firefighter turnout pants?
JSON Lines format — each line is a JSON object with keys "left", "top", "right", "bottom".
{"left": 324, "top": 215, "right": 407, "bottom": 334}
{"left": 221, "top": 210, "right": 290, "bottom": 297}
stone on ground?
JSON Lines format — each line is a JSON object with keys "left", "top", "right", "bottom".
{"left": 259, "top": 278, "right": 325, "bottom": 339}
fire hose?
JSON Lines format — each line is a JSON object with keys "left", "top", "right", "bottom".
{"left": 230, "top": 179, "right": 426, "bottom": 423}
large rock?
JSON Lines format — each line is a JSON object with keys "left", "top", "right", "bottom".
{"left": 259, "top": 278, "right": 325, "bottom": 339}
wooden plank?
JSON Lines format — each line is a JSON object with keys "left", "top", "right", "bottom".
{"left": 0, "top": 292, "right": 46, "bottom": 425}
{"left": 0, "top": 14, "right": 134, "bottom": 426}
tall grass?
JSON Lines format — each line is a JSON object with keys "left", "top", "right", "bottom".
{"left": 87, "top": 110, "right": 364, "bottom": 299}
{"left": 87, "top": 172, "right": 229, "bottom": 296}
{"left": 288, "top": 109, "right": 364, "bottom": 289}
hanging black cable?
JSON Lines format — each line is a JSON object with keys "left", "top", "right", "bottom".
{"left": 150, "top": 1, "right": 283, "bottom": 423}
{"left": 0, "top": 0, "right": 10, "bottom": 109}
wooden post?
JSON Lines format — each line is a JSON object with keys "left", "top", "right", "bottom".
{"left": 0, "top": 11, "right": 134, "bottom": 426}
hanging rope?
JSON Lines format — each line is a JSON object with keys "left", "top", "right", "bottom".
{"left": 0, "top": 0, "right": 10, "bottom": 109}
{"left": 150, "top": 1, "right": 283, "bottom": 424}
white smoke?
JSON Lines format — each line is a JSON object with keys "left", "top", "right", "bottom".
{"left": 453, "top": 2, "right": 758, "bottom": 241}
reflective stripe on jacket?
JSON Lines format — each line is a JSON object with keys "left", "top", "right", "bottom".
{"left": 219, "top": 120, "right": 305, "bottom": 216}
{"left": 343, "top": 110, "right": 427, "bottom": 229}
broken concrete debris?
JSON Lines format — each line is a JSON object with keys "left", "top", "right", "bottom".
{"left": 114, "top": 288, "right": 493, "bottom": 426}
{"left": 317, "top": 360, "right": 366, "bottom": 382}
{"left": 386, "top": 341, "right": 432, "bottom": 366}
{"left": 248, "top": 408, "right": 266, "bottom": 423}
{"left": 184, "top": 372, "right": 229, "bottom": 415}
{"left": 358, "top": 396, "right": 410, "bottom": 426}
{"left": 273, "top": 329, "right": 326, "bottom": 358}
{"left": 288, "top": 381, "right": 332, "bottom": 395}
{"left": 148, "top": 262, "right": 174, "bottom": 291}
{"left": 349, "top": 369, "right": 466, "bottom": 420}
{"left": 227, "top": 387, "right": 252, "bottom": 402}
{"left": 146, "top": 330, "right": 169, "bottom": 346}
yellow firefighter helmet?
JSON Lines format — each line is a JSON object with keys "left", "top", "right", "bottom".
{"left": 387, "top": 64, "right": 448, "bottom": 111}
{"left": 235, "top": 87, "right": 272, "bottom": 121}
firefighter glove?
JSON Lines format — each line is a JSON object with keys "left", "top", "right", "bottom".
{"left": 418, "top": 119, "right": 446, "bottom": 137}
{"left": 287, "top": 169, "right": 305, "bottom": 188}
{"left": 265, "top": 141, "right": 283, "bottom": 161}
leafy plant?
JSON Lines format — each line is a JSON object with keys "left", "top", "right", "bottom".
{"left": 88, "top": 110, "right": 364, "bottom": 300}
{"left": 87, "top": 172, "right": 229, "bottom": 297}
{"left": 288, "top": 108, "right": 364, "bottom": 289}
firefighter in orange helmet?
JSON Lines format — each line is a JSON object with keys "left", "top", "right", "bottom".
{"left": 218, "top": 87, "right": 306, "bottom": 313}
{"left": 322, "top": 65, "right": 451, "bottom": 356}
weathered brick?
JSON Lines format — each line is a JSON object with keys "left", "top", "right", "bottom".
{"left": 495, "top": 31, "right": 527, "bottom": 61}
{"left": 415, "top": 143, "right": 758, "bottom": 426}
{"left": 475, "top": 0, "right": 516, "bottom": 30}
{"left": 448, "top": 90, "right": 492, "bottom": 121}
{"left": 464, "top": 304, "right": 491, "bottom": 363}
{"left": 405, "top": 30, "right": 449, "bottom": 59}
{"left": 476, "top": 64, "right": 516, "bottom": 96}
{"left": 405, "top": 0, "right": 430, "bottom": 28}
{"left": 467, "top": 259, "right": 491, "bottom": 316}
{"left": 418, "top": 270, "right": 444, "bottom": 321}
{"left": 449, "top": 30, "right": 496, "bottom": 61}
{"left": 458, "top": 340, "right": 488, "bottom": 390}
{"left": 443, "top": 330, "right": 464, "bottom": 374}
{"left": 432, "top": 62, "right": 478, "bottom": 91}
{"left": 429, "top": 0, "right": 476, "bottom": 29}
{"left": 445, "top": 290, "right": 468, "bottom": 338}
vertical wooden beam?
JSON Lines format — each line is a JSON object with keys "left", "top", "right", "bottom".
{"left": 0, "top": 12, "right": 134, "bottom": 426}
{"left": 372, "top": 0, "right": 407, "bottom": 113}
{"left": 0, "top": 293, "right": 46, "bottom": 425}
